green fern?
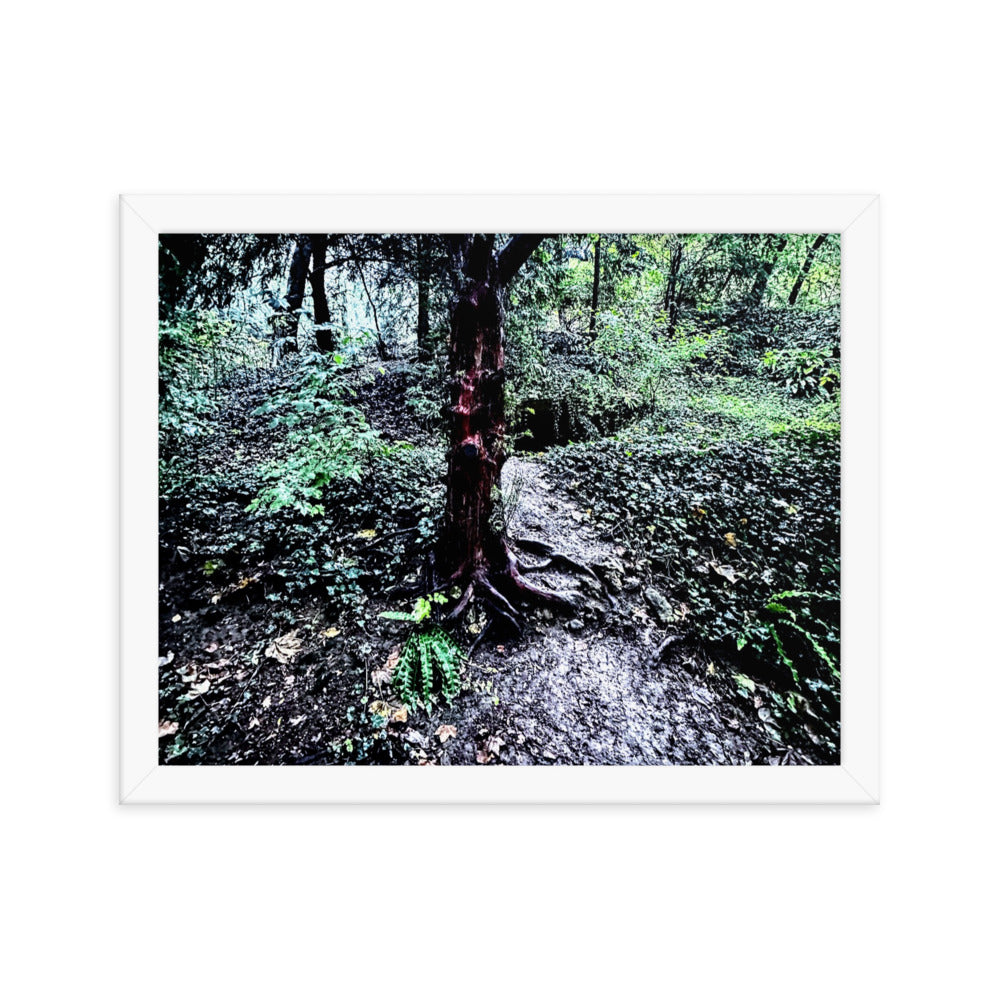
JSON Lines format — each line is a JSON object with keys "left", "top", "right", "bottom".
{"left": 380, "top": 597, "right": 465, "bottom": 713}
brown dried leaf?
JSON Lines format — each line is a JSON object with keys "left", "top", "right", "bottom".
{"left": 435, "top": 724, "right": 457, "bottom": 744}
{"left": 391, "top": 706, "right": 409, "bottom": 724}
{"left": 265, "top": 630, "right": 302, "bottom": 664}
{"left": 158, "top": 720, "right": 179, "bottom": 738}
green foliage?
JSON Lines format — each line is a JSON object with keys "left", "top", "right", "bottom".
{"left": 381, "top": 596, "right": 463, "bottom": 712}
{"left": 738, "top": 590, "right": 840, "bottom": 687}
{"left": 246, "top": 357, "right": 386, "bottom": 517}
{"left": 760, "top": 346, "right": 840, "bottom": 397}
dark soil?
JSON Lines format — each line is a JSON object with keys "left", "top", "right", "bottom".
{"left": 158, "top": 363, "right": 835, "bottom": 766}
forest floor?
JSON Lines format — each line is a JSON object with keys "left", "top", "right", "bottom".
{"left": 159, "top": 351, "right": 838, "bottom": 766}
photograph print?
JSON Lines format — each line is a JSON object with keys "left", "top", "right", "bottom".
{"left": 158, "top": 231, "right": 841, "bottom": 766}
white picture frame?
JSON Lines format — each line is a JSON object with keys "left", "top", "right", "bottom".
{"left": 121, "top": 193, "right": 879, "bottom": 803}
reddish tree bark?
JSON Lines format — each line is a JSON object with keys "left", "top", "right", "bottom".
{"left": 441, "top": 234, "right": 568, "bottom": 627}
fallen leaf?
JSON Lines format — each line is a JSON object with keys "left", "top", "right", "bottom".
{"left": 475, "top": 748, "right": 491, "bottom": 764}
{"left": 210, "top": 594, "right": 221, "bottom": 604}
{"left": 723, "top": 532, "right": 738, "bottom": 548}
{"left": 262, "top": 695, "right": 272, "bottom": 709}
{"left": 248, "top": 717, "right": 260, "bottom": 729}
{"left": 356, "top": 529, "right": 377, "bottom": 539}
{"left": 265, "top": 630, "right": 302, "bottom": 664}
{"left": 369, "top": 700, "right": 392, "bottom": 717}
{"left": 322, "top": 627, "right": 341, "bottom": 638}
{"left": 391, "top": 706, "right": 409, "bottom": 723}
{"left": 486, "top": 734, "right": 505, "bottom": 755}
{"left": 205, "top": 642, "right": 218, "bottom": 653}
{"left": 289, "top": 715, "right": 306, "bottom": 726}
{"left": 468, "top": 622, "right": 482, "bottom": 634}
{"left": 190, "top": 679, "right": 210, "bottom": 695}
{"left": 158, "top": 720, "right": 179, "bottom": 737}
{"left": 435, "top": 724, "right": 457, "bottom": 744}
{"left": 171, "top": 614, "right": 182, "bottom": 623}
{"left": 709, "top": 561, "right": 738, "bottom": 584}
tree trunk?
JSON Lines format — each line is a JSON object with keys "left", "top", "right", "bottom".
{"left": 353, "top": 250, "right": 388, "bottom": 360}
{"left": 588, "top": 235, "right": 601, "bottom": 338}
{"left": 270, "top": 236, "right": 310, "bottom": 360}
{"left": 416, "top": 234, "right": 431, "bottom": 360}
{"left": 283, "top": 235, "right": 311, "bottom": 329}
{"left": 748, "top": 235, "right": 788, "bottom": 307}
{"left": 439, "top": 233, "right": 565, "bottom": 627}
{"left": 308, "top": 234, "right": 333, "bottom": 351}
{"left": 443, "top": 235, "right": 507, "bottom": 578}
{"left": 788, "top": 234, "right": 828, "bottom": 306}
{"left": 665, "top": 238, "right": 683, "bottom": 335}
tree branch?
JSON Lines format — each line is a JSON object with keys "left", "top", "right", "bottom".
{"left": 497, "top": 234, "right": 551, "bottom": 284}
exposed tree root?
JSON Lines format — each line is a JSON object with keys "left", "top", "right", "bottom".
{"left": 514, "top": 537, "right": 605, "bottom": 589}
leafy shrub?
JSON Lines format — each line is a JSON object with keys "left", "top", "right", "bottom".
{"left": 247, "top": 357, "right": 386, "bottom": 517}
{"left": 760, "top": 346, "right": 840, "bottom": 397}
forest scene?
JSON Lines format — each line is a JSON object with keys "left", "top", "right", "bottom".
{"left": 158, "top": 231, "right": 841, "bottom": 766}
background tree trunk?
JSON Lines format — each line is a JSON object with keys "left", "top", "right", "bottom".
{"left": 665, "top": 238, "right": 683, "bottom": 335}
{"left": 279, "top": 235, "right": 311, "bottom": 342}
{"left": 788, "top": 234, "right": 828, "bottom": 306}
{"left": 352, "top": 248, "right": 388, "bottom": 360}
{"left": 748, "top": 235, "right": 788, "bottom": 307}
{"left": 308, "top": 234, "right": 332, "bottom": 351}
{"left": 416, "top": 234, "right": 431, "bottom": 360}
{"left": 588, "top": 234, "right": 601, "bottom": 338}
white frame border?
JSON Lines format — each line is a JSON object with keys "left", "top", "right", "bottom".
{"left": 121, "top": 193, "right": 879, "bottom": 804}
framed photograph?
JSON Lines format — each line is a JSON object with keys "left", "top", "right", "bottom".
{"left": 121, "top": 193, "right": 878, "bottom": 803}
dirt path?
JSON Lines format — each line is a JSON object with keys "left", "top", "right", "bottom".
{"left": 391, "top": 457, "right": 817, "bottom": 766}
